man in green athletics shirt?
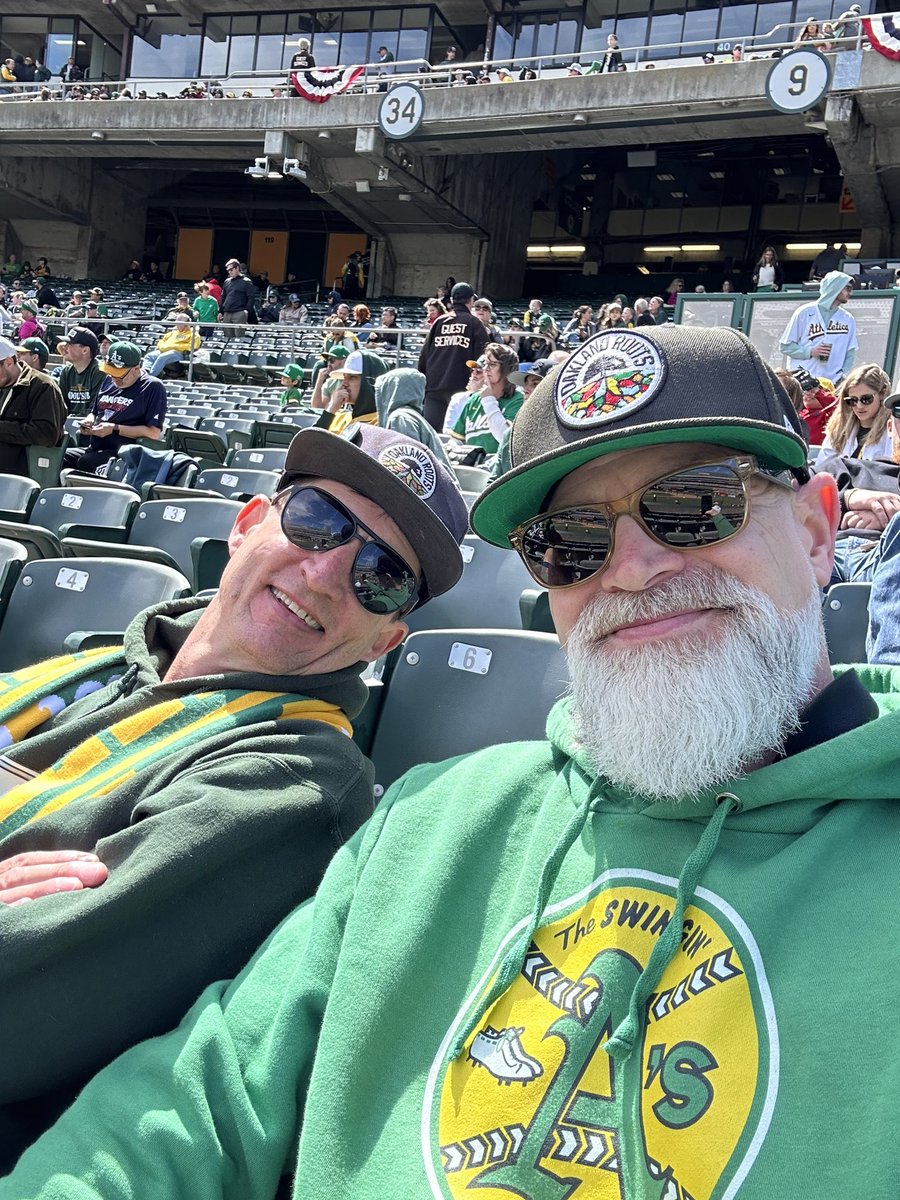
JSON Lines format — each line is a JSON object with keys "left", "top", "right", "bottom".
{"left": 6, "top": 327, "right": 900, "bottom": 1199}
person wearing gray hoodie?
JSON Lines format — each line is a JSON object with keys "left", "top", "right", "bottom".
{"left": 779, "top": 269, "right": 858, "bottom": 386}
{"left": 374, "top": 368, "right": 452, "bottom": 469}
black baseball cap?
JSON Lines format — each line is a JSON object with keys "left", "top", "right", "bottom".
{"left": 278, "top": 425, "right": 469, "bottom": 605}
{"left": 470, "top": 325, "right": 809, "bottom": 547}
{"left": 57, "top": 326, "right": 100, "bottom": 355}
{"left": 450, "top": 282, "right": 476, "bottom": 303}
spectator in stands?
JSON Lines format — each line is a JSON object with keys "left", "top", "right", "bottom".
{"left": 143, "top": 261, "right": 165, "bottom": 284}
{"left": 815, "top": 364, "right": 891, "bottom": 464}
{"left": 664, "top": 278, "right": 684, "bottom": 305}
{"left": 88, "top": 287, "right": 108, "bottom": 316}
{"left": 1, "top": 253, "right": 22, "bottom": 281}
{"left": 35, "top": 279, "right": 60, "bottom": 310}
{"left": 722, "top": 279, "right": 735, "bottom": 293}
{"left": 14, "top": 300, "right": 43, "bottom": 343}
{"left": 204, "top": 273, "right": 223, "bottom": 304}
{"left": 311, "top": 349, "right": 385, "bottom": 427}
{"left": 694, "top": 285, "right": 707, "bottom": 294}
{"left": 122, "top": 259, "right": 143, "bottom": 282}
{"left": 310, "top": 345, "right": 352, "bottom": 408}
{"left": 795, "top": 17, "right": 824, "bottom": 45}
{"left": 0, "top": 336, "right": 65, "bottom": 475}
{"left": 509, "top": 358, "right": 551, "bottom": 400}
{"left": 33, "top": 257, "right": 50, "bottom": 278}
{"left": 325, "top": 288, "right": 342, "bottom": 313}
{"left": 472, "top": 297, "right": 500, "bottom": 340}
{"left": 809, "top": 243, "right": 847, "bottom": 281}
{"left": 280, "top": 294, "right": 309, "bottom": 324}
{"left": 290, "top": 39, "right": 316, "bottom": 71}
{"left": 633, "top": 297, "right": 654, "bottom": 326}
{"left": 600, "top": 301, "right": 627, "bottom": 330}
{"left": 418, "top": 281, "right": 490, "bottom": 430}
{"left": 83, "top": 301, "right": 105, "bottom": 340}
{"left": 0, "top": 424, "right": 466, "bottom": 1170}
{"left": 774, "top": 367, "right": 805, "bottom": 415}
{"left": 164, "top": 292, "right": 195, "bottom": 323}
{"left": 421, "top": 298, "right": 443, "bottom": 327}
{"left": 63, "top": 290, "right": 85, "bottom": 320}
{"left": 68, "top": 340, "right": 166, "bottom": 474}
{"left": 563, "top": 305, "right": 596, "bottom": 341}
{"left": 649, "top": 295, "right": 667, "bottom": 324}
{"left": 141, "top": 313, "right": 201, "bottom": 378}
{"left": 56, "top": 326, "right": 104, "bottom": 417}
{"left": 599, "top": 32, "right": 623, "bottom": 72}
{"left": 278, "top": 364, "right": 305, "bottom": 407}
{"left": 731, "top": 44, "right": 744, "bottom": 61}
{"left": 373, "top": 368, "right": 451, "bottom": 468}
{"left": 352, "top": 304, "right": 373, "bottom": 330}
{"left": 753, "top": 245, "right": 783, "bottom": 292}
{"left": 779, "top": 270, "right": 857, "bottom": 387}
{"left": 59, "top": 56, "right": 82, "bottom": 82}
{"left": 15, "top": 336, "right": 50, "bottom": 373}
{"left": 523, "top": 298, "right": 544, "bottom": 329}
{"left": 376, "top": 45, "right": 395, "bottom": 91}
{"left": 192, "top": 281, "right": 219, "bottom": 335}
{"left": 219, "top": 258, "right": 255, "bottom": 339}
{"left": 834, "top": 3, "right": 862, "bottom": 40}
{"left": 33, "top": 60, "right": 50, "bottom": 84}
{"left": 367, "top": 306, "right": 401, "bottom": 349}
{"left": 449, "top": 341, "right": 523, "bottom": 461}
{"left": 259, "top": 290, "right": 281, "bottom": 324}
{"left": 341, "top": 251, "right": 366, "bottom": 298}
{"left": 519, "top": 66, "right": 538, "bottom": 80}
{"left": 325, "top": 302, "right": 352, "bottom": 330}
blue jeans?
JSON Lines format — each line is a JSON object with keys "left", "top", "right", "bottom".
{"left": 142, "top": 349, "right": 183, "bottom": 377}
{"left": 830, "top": 515, "right": 900, "bottom": 663}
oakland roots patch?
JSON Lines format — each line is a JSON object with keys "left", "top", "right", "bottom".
{"left": 424, "top": 870, "right": 777, "bottom": 1199}
{"left": 378, "top": 442, "right": 437, "bottom": 498}
{"left": 555, "top": 330, "right": 666, "bottom": 428}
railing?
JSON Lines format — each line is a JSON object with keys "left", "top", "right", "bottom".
{"left": 0, "top": 15, "right": 875, "bottom": 105}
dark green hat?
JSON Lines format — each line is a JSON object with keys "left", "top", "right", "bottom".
{"left": 280, "top": 363, "right": 303, "bottom": 383}
{"left": 16, "top": 336, "right": 50, "bottom": 366}
{"left": 470, "top": 325, "right": 809, "bottom": 548}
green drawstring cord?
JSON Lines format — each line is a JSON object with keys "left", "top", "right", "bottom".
{"left": 448, "top": 794, "right": 593, "bottom": 1061}
{"left": 605, "top": 793, "right": 740, "bottom": 1063}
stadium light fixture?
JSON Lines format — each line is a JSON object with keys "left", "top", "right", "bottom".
{"left": 283, "top": 158, "right": 307, "bottom": 180}
{"left": 244, "top": 156, "right": 282, "bottom": 180}
{"left": 785, "top": 243, "right": 827, "bottom": 251}
{"left": 355, "top": 180, "right": 371, "bottom": 193}
{"left": 550, "top": 244, "right": 586, "bottom": 255}
{"left": 526, "top": 245, "right": 551, "bottom": 255}
{"left": 637, "top": 265, "right": 650, "bottom": 275}
{"left": 681, "top": 244, "right": 720, "bottom": 252}
{"left": 644, "top": 246, "right": 680, "bottom": 253}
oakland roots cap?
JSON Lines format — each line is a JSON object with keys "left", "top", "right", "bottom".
{"left": 470, "top": 325, "right": 809, "bottom": 547}
{"left": 100, "top": 340, "right": 143, "bottom": 378}
{"left": 278, "top": 425, "right": 468, "bottom": 606}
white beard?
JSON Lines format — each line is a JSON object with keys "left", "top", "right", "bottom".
{"left": 566, "top": 564, "right": 827, "bottom": 802}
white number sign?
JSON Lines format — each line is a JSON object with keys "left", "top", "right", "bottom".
{"left": 765, "top": 48, "right": 831, "bottom": 115}
{"left": 377, "top": 83, "right": 425, "bottom": 140}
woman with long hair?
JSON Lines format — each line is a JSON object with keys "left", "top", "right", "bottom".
{"left": 664, "top": 278, "right": 684, "bottom": 305}
{"left": 795, "top": 17, "right": 823, "bottom": 45}
{"left": 448, "top": 342, "right": 524, "bottom": 457}
{"left": 563, "top": 304, "right": 596, "bottom": 343}
{"left": 817, "top": 363, "right": 892, "bottom": 463}
{"left": 753, "top": 246, "right": 784, "bottom": 292}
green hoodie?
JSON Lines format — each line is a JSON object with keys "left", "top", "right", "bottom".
{"left": 0, "top": 597, "right": 374, "bottom": 1170}
{"left": 7, "top": 670, "right": 900, "bottom": 1197}
{"left": 374, "top": 367, "right": 452, "bottom": 468}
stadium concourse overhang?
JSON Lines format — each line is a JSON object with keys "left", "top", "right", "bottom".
{"left": 0, "top": 33, "right": 899, "bottom": 293}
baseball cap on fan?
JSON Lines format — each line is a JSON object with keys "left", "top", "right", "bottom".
{"left": 100, "top": 341, "right": 142, "bottom": 379}
{"left": 277, "top": 424, "right": 469, "bottom": 607}
{"left": 470, "top": 325, "right": 810, "bottom": 548}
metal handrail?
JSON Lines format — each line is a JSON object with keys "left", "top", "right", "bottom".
{"left": 0, "top": 13, "right": 875, "bottom": 102}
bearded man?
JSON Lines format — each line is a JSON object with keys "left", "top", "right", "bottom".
{"left": 7, "top": 327, "right": 897, "bottom": 1200}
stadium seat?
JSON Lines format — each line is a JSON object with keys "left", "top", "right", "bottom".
{"left": 0, "top": 538, "right": 29, "bottom": 624}
{"left": 62, "top": 496, "right": 243, "bottom": 578}
{"left": 27, "top": 441, "right": 71, "bottom": 491}
{"left": 519, "top": 587, "right": 556, "bottom": 633}
{"left": 0, "top": 557, "right": 191, "bottom": 672}
{"left": 191, "top": 537, "right": 230, "bottom": 592}
{"left": 227, "top": 447, "right": 289, "bottom": 472}
{"left": 0, "top": 475, "right": 40, "bottom": 522}
{"left": 167, "top": 426, "right": 229, "bottom": 466}
{"left": 199, "top": 416, "right": 258, "bottom": 453}
{"left": 368, "top": 629, "right": 569, "bottom": 794}
{"left": 195, "top": 467, "right": 280, "bottom": 499}
{"left": 823, "top": 582, "right": 872, "bottom": 665}
{"left": 31, "top": 486, "right": 140, "bottom": 539}
{"left": 453, "top": 465, "right": 492, "bottom": 492}
{"left": 405, "top": 536, "right": 533, "bottom": 634}
{"left": 253, "top": 421, "right": 306, "bottom": 449}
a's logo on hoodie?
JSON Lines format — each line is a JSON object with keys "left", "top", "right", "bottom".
{"left": 425, "top": 871, "right": 777, "bottom": 1199}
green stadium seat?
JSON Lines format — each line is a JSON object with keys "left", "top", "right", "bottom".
{"left": 195, "top": 467, "right": 280, "bottom": 499}
{"left": 404, "top": 536, "right": 534, "bottom": 635}
{"left": 227, "top": 447, "right": 289, "bottom": 472}
{"left": 190, "top": 536, "right": 230, "bottom": 592}
{"left": 167, "top": 426, "right": 229, "bottom": 466}
{"left": 27, "top": 440, "right": 72, "bottom": 491}
{"left": 31, "top": 486, "right": 140, "bottom": 539}
{"left": 368, "top": 629, "right": 568, "bottom": 795}
{"left": 0, "top": 475, "right": 40, "bottom": 522}
{"left": 0, "top": 556, "right": 191, "bottom": 672}
{"left": 253, "top": 421, "right": 305, "bottom": 449}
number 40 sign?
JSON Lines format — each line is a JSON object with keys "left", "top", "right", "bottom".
{"left": 765, "top": 47, "right": 832, "bottom": 114}
{"left": 377, "top": 82, "right": 425, "bottom": 139}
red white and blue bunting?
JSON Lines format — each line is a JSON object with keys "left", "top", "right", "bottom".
{"left": 290, "top": 66, "right": 365, "bottom": 102}
{"left": 862, "top": 15, "right": 900, "bottom": 61}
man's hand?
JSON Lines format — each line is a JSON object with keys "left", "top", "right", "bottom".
{"left": 809, "top": 344, "right": 832, "bottom": 361}
{"left": 90, "top": 422, "right": 115, "bottom": 438}
{"left": 843, "top": 488, "right": 900, "bottom": 531}
{"left": 0, "top": 850, "right": 108, "bottom": 906}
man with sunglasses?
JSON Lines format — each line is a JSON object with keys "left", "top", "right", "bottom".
{"left": 9, "top": 329, "right": 900, "bottom": 1200}
{"left": 0, "top": 425, "right": 467, "bottom": 1171}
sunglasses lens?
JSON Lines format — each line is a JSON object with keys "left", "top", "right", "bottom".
{"left": 282, "top": 489, "right": 355, "bottom": 551}
{"left": 518, "top": 510, "right": 613, "bottom": 587}
{"left": 352, "top": 540, "right": 418, "bottom": 614}
{"left": 638, "top": 464, "right": 746, "bottom": 547}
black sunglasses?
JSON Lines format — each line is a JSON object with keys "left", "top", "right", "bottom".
{"left": 509, "top": 456, "right": 806, "bottom": 590}
{"left": 846, "top": 393, "right": 877, "bottom": 408}
{"left": 280, "top": 486, "right": 420, "bottom": 616}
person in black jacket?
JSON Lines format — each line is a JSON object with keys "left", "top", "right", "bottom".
{"left": 220, "top": 258, "right": 256, "bottom": 339}
{"left": 417, "top": 281, "right": 490, "bottom": 429}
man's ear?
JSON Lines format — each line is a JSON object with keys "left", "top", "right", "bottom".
{"left": 364, "top": 619, "right": 409, "bottom": 663}
{"left": 227, "top": 495, "right": 273, "bottom": 557}
{"left": 795, "top": 472, "right": 839, "bottom": 587}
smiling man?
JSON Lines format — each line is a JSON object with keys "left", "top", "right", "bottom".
{"left": 0, "top": 424, "right": 466, "bottom": 1170}
{"left": 6, "top": 328, "right": 900, "bottom": 1199}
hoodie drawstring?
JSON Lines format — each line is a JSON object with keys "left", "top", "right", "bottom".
{"left": 448, "top": 792, "right": 594, "bottom": 1061}
{"left": 605, "top": 792, "right": 740, "bottom": 1062}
